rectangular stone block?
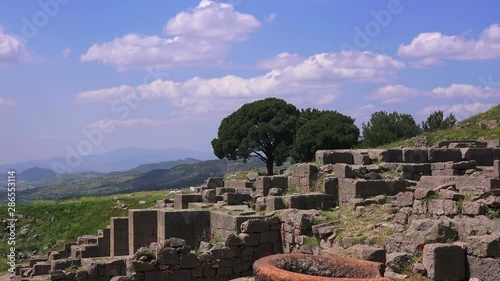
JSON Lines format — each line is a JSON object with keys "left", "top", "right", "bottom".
{"left": 204, "top": 177, "right": 224, "bottom": 189}
{"left": 380, "top": 149, "right": 403, "bottom": 162}
{"left": 97, "top": 228, "right": 110, "bottom": 257}
{"left": 428, "top": 148, "right": 462, "bottom": 162}
{"left": 174, "top": 194, "right": 202, "bottom": 209}
{"left": 315, "top": 150, "right": 355, "bottom": 164}
{"left": 255, "top": 176, "right": 288, "bottom": 196}
{"left": 403, "top": 149, "right": 429, "bottom": 163}
{"left": 210, "top": 212, "right": 265, "bottom": 239}
{"left": 110, "top": 217, "right": 129, "bottom": 257}
{"left": 223, "top": 180, "right": 253, "bottom": 189}
{"left": 223, "top": 193, "right": 248, "bottom": 205}
{"left": 158, "top": 210, "right": 211, "bottom": 250}
{"left": 266, "top": 196, "right": 286, "bottom": 211}
{"left": 333, "top": 164, "right": 354, "bottom": 178}
{"left": 467, "top": 255, "right": 500, "bottom": 281}
{"left": 323, "top": 177, "right": 339, "bottom": 202}
{"left": 128, "top": 210, "right": 158, "bottom": 255}
{"left": 494, "top": 160, "right": 499, "bottom": 178}
{"left": 423, "top": 244, "right": 465, "bottom": 281}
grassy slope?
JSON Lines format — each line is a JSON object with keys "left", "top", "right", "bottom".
{"left": 0, "top": 190, "right": 170, "bottom": 271}
{"left": 382, "top": 104, "right": 500, "bottom": 148}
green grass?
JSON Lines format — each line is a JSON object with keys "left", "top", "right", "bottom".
{"left": 381, "top": 104, "right": 500, "bottom": 148}
{"left": 303, "top": 236, "right": 320, "bottom": 248}
{"left": 0, "top": 190, "right": 170, "bottom": 272}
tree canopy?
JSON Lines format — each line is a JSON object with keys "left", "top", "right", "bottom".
{"left": 422, "top": 110, "right": 457, "bottom": 132}
{"left": 292, "top": 109, "right": 359, "bottom": 162}
{"left": 211, "top": 98, "right": 300, "bottom": 175}
{"left": 361, "top": 111, "right": 420, "bottom": 147}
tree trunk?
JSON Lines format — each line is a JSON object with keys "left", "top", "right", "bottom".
{"left": 266, "top": 158, "right": 274, "bottom": 176}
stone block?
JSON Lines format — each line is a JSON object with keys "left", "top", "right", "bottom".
{"left": 423, "top": 243, "right": 465, "bottom": 281}
{"left": 403, "top": 149, "right": 429, "bottom": 163}
{"left": 215, "top": 187, "right": 235, "bottom": 196}
{"left": 223, "top": 180, "right": 253, "bottom": 189}
{"left": 223, "top": 193, "right": 245, "bottom": 205}
{"left": 323, "top": 177, "right": 338, "bottom": 199}
{"left": 396, "top": 191, "right": 414, "bottom": 207}
{"left": 445, "top": 160, "right": 477, "bottom": 170}
{"left": 380, "top": 149, "right": 403, "bottom": 162}
{"left": 240, "top": 219, "right": 269, "bottom": 233}
{"left": 438, "top": 189, "right": 464, "bottom": 201}
{"left": 128, "top": 210, "right": 158, "bottom": 255}
{"left": 333, "top": 164, "right": 354, "bottom": 178}
{"left": 202, "top": 189, "right": 216, "bottom": 203}
{"left": 461, "top": 148, "right": 494, "bottom": 165}
{"left": 349, "top": 245, "right": 386, "bottom": 264}
{"left": 428, "top": 148, "right": 463, "bottom": 162}
{"left": 158, "top": 210, "right": 211, "bottom": 250}
{"left": 204, "top": 177, "right": 224, "bottom": 189}
{"left": 414, "top": 188, "right": 435, "bottom": 200}
{"left": 110, "top": 217, "right": 129, "bottom": 257}
{"left": 462, "top": 202, "right": 486, "bottom": 216}
{"left": 32, "top": 263, "right": 51, "bottom": 276}
{"left": 467, "top": 255, "right": 500, "bottom": 281}
{"left": 428, "top": 199, "right": 459, "bottom": 216}
{"left": 174, "top": 194, "right": 202, "bottom": 209}
{"left": 494, "top": 160, "right": 499, "bottom": 178}
{"left": 466, "top": 234, "right": 500, "bottom": 257}
{"left": 97, "top": 228, "right": 111, "bottom": 257}
{"left": 266, "top": 196, "right": 286, "bottom": 211}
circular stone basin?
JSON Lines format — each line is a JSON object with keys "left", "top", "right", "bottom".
{"left": 253, "top": 254, "right": 390, "bottom": 281}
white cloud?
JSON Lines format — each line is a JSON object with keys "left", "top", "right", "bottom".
{"left": 367, "top": 84, "right": 419, "bottom": 104}
{"left": 77, "top": 51, "right": 404, "bottom": 115}
{"left": 418, "top": 103, "right": 495, "bottom": 121}
{"left": 0, "top": 97, "right": 16, "bottom": 111}
{"left": 399, "top": 24, "right": 500, "bottom": 60}
{"left": 164, "top": 0, "right": 260, "bottom": 41}
{"left": 256, "top": 52, "right": 304, "bottom": 70}
{"left": 81, "top": 1, "right": 260, "bottom": 70}
{"left": 62, "top": 48, "right": 72, "bottom": 58}
{"left": 408, "top": 57, "right": 444, "bottom": 68}
{"left": 86, "top": 118, "right": 164, "bottom": 130}
{"left": 431, "top": 84, "right": 500, "bottom": 99}
{"left": 0, "top": 28, "right": 30, "bottom": 67}
{"left": 264, "top": 13, "right": 277, "bottom": 23}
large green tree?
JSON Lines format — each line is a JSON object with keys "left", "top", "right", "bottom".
{"left": 421, "top": 110, "right": 457, "bottom": 132}
{"left": 361, "top": 111, "right": 420, "bottom": 147}
{"left": 211, "top": 98, "right": 300, "bottom": 175}
{"left": 292, "top": 109, "right": 359, "bottom": 162}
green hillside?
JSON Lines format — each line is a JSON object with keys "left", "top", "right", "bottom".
{"left": 383, "top": 104, "right": 500, "bottom": 148}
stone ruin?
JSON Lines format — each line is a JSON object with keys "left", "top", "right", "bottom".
{"left": 12, "top": 145, "right": 500, "bottom": 281}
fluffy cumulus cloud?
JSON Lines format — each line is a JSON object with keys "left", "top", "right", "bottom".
{"left": 77, "top": 51, "right": 405, "bottom": 114}
{"left": 367, "top": 84, "right": 419, "bottom": 104}
{"left": 431, "top": 84, "right": 500, "bottom": 99}
{"left": 0, "top": 97, "right": 16, "bottom": 111}
{"left": 164, "top": 0, "right": 260, "bottom": 41}
{"left": 0, "top": 28, "right": 30, "bottom": 67}
{"left": 399, "top": 24, "right": 500, "bottom": 62}
{"left": 418, "top": 103, "right": 495, "bottom": 120}
{"left": 80, "top": 1, "right": 261, "bottom": 70}
{"left": 86, "top": 118, "right": 163, "bottom": 130}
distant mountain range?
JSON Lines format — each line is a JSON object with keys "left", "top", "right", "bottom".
{"left": 3, "top": 157, "right": 269, "bottom": 202}
{"left": 0, "top": 147, "right": 216, "bottom": 173}
{"left": 18, "top": 167, "right": 57, "bottom": 181}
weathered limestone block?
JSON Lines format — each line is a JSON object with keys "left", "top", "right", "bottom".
{"left": 423, "top": 243, "right": 465, "bottom": 281}
{"left": 202, "top": 189, "right": 216, "bottom": 203}
{"left": 427, "top": 199, "right": 459, "bottom": 216}
{"left": 494, "top": 160, "right": 500, "bottom": 178}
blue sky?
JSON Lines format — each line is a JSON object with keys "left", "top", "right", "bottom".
{"left": 0, "top": 0, "right": 499, "bottom": 166}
